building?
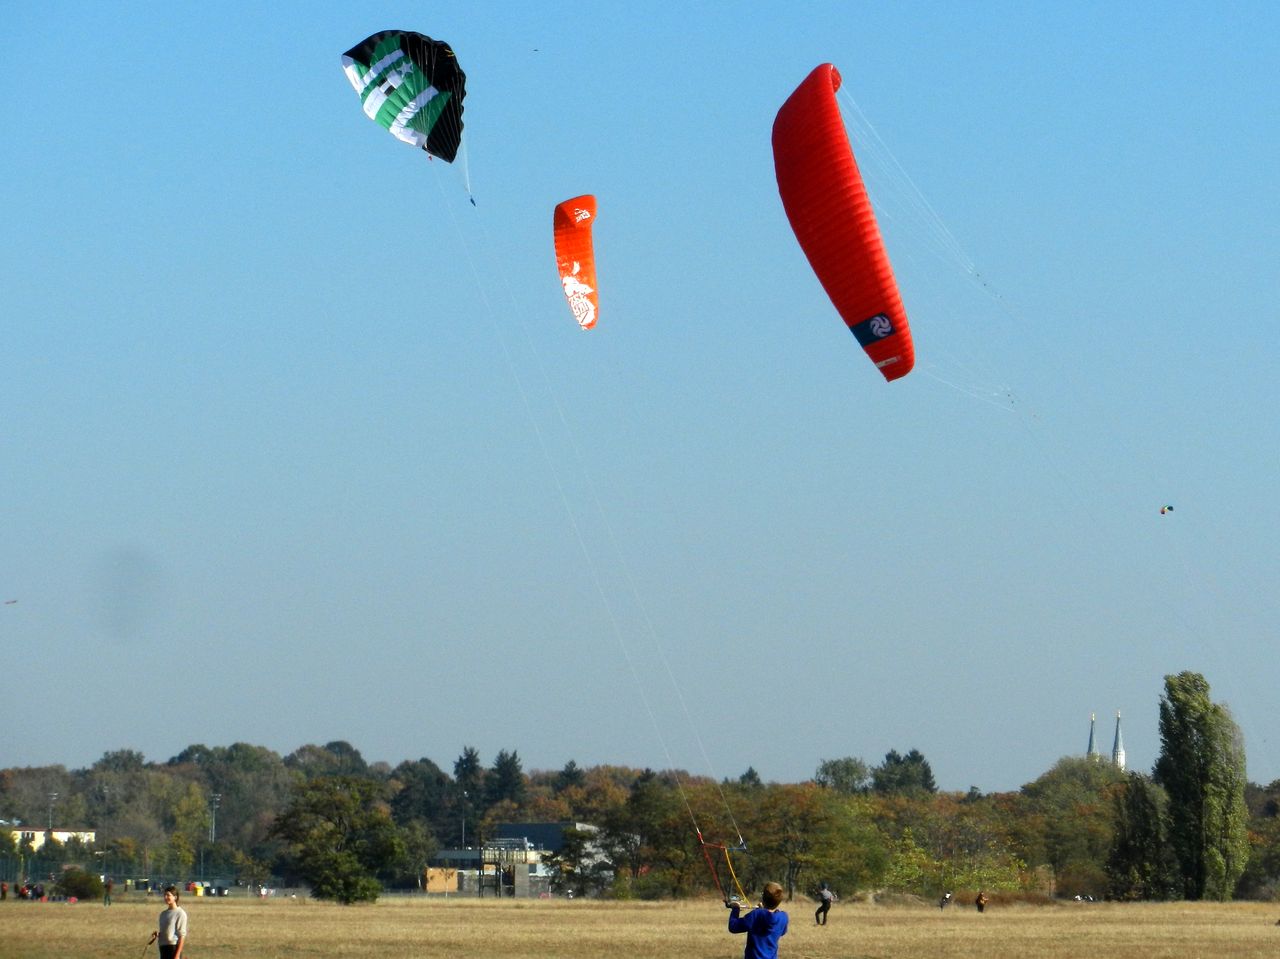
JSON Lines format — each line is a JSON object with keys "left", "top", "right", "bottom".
{"left": 1085, "top": 711, "right": 1125, "bottom": 771}
{"left": 7, "top": 828, "right": 97, "bottom": 852}
{"left": 430, "top": 822, "right": 605, "bottom": 898}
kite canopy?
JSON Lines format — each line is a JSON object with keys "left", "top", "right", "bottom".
{"left": 553, "top": 196, "right": 599, "bottom": 330}
{"left": 772, "top": 64, "right": 915, "bottom": 381}
{"left": 341, "top": 30, "right": 466, "bottom": 162}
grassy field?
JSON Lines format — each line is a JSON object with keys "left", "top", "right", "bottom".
{"left": 2, "top": 894, "right": 1279, "bottom": 959}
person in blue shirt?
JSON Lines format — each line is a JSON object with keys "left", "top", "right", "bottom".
{"left": 727, "top": 881, "right": 788, "bottom": 959}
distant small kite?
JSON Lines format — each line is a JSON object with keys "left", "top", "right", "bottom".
{"left": 1160, "top": 505, "right": 1174, "bottom": 515}
{"left": 3, "top": 599, "right": 15, "bottom": 605}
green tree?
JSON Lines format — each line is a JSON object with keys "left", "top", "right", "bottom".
{"left": 389, "top": 819, "right": 439, "bottom": 889}
{"left": 815, "top": 757, "right": 870, "bottom": 795}
{"left": 554, "top": 760, "right": 586, "bottom": 793}
{"left": 270, "top": 776, "right": 403, "bottom": 904}
{"left": 388, "top": 759, "right": 451, "bottom": 830}
{"left": 285, "top": 742, "right": 369, "bottom": 780}
{"left": 55, "top": 866, "right": 104, "bottom": 900}
{"left": 163, "top": 742, "right": 298, "bottom": 858}
{"left": 453, "top": 747, "right": 485, "bottom": 843}
{"left": 1014, "top": 756, "right": 1125, "bottom": 898}
{"left": 542, "top": 825, "right": 611, "bottom": 898}
{"left": 599, "top": 770, "right": 692, "bottom": 898}
{"left": 1154, "top": 671, "right": 1250, "bottom": 900}
{"left": 882, "top": 828, "right": 936, "bottom": 895}
{"left": 485, "top": 750, "right": 527, "bottom": 807}
{"left": 872, "top": 750, "right": 937, "bottom": 797}
{"left": 1106, "top": 772, "right": 1180, "bottom": 900}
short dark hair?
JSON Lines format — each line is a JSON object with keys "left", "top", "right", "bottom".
{"left": 762, "top": 881, "right": 784, "bottom": 909}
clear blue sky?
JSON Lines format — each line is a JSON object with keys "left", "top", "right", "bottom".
{"left": 3, "top": 2, "right": 1277, "bottom": 793}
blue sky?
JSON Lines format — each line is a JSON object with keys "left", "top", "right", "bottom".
{"left": 3, "top": 2, "right": 1277, "bottom": 793}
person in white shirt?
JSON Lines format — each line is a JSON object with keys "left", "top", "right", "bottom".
{"left": 154, "top": 885, "right": 189, "bottom": 959}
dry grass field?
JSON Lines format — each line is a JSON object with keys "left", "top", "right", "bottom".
{"left": 3, "top": 894, "right": 1280, "bottom": 959}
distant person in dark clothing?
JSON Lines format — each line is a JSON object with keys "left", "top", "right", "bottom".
{"left": 814, "top": 883, "right": 836, "bottom": 925}
{"left": 975, "top": 891, "right": 989, "bottom": 913}
{"left": 939, "top": 891, "right": 952, "bottom": 909}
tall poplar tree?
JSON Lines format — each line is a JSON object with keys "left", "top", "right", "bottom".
{"left": 1153, "top": 671, "right": 1250, "bottom": 900}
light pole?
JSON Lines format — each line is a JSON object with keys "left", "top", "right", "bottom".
{"left": 47, "top": 792, "right": 58, "bottom": 831}
{"left": 209, "top": 794, "right": 221, "bottom": 844}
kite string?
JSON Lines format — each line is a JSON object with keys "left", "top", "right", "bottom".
{"left": 461, "top": 188, "right": 754, "bottom": 877}
{"left": 543, "top": 340, "right": 750, "bottom": 851}
{"left": 836, "top": 87, "right": 1026, "bottom": 411}
{"left": 838, "top": 89, "right": 1236, "bottom": 675}
{"left": 430, "top": 169, "right": 734, "bottom": 859}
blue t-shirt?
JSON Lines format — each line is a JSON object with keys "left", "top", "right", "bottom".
{"left": 728, "top": 905, "right": 788, "bottom": 959}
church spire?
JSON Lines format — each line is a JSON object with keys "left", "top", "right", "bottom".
{"left": 1087, "top": 713, "right": 1100, "bottom": 760}
{"left": 1112, "top": 710, "right": 1126, "bottom": 770}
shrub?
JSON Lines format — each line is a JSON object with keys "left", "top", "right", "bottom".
{"left": 56, "top": 867, "right": 104, "bottom": 900}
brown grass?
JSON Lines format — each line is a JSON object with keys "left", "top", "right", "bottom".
{"left": 2, "top": 894, "right": 1279, "bottom": 959}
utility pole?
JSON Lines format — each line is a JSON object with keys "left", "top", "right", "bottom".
{"left": 47, "top": 792, "right": 58, "bottom": 831}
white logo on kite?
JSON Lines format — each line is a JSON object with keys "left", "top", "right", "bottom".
{"left": 562, "top": 261, "right": 596, "bottom": 329}
{"left": 573, "top": 207, "right": 592, "bottom": 224}
{"left": 869, "top": 314, "right": 893, "bottom": 339}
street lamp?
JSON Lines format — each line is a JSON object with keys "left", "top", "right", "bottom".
{"left": 47, "top": 792, "right": 58, "bottom": 831}
{"left": 209, "top": 794, "right": 221, "bottom": 844}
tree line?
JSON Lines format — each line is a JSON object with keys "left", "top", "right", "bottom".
{"left": 2, "top": 671, "right": 1275, "bottom": 904}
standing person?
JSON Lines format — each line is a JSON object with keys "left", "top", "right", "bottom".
{"left": 104, "top": 878, "right": 113, "bottom": 907}
{"left": 814, "top": 882, "right": 837, "bottom": 925}
{"left": 727, "top": 881, "right": 788, "bottom": 959}
{"left": 156, "top": 885, "right": 189, "bottom": 959}
{"left": 975, "top": 890, "right": 989, "bottom": 913}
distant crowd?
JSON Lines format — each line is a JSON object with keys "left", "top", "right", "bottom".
{"left": 1, "top": 880, "right": 47, "bottom": 900}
